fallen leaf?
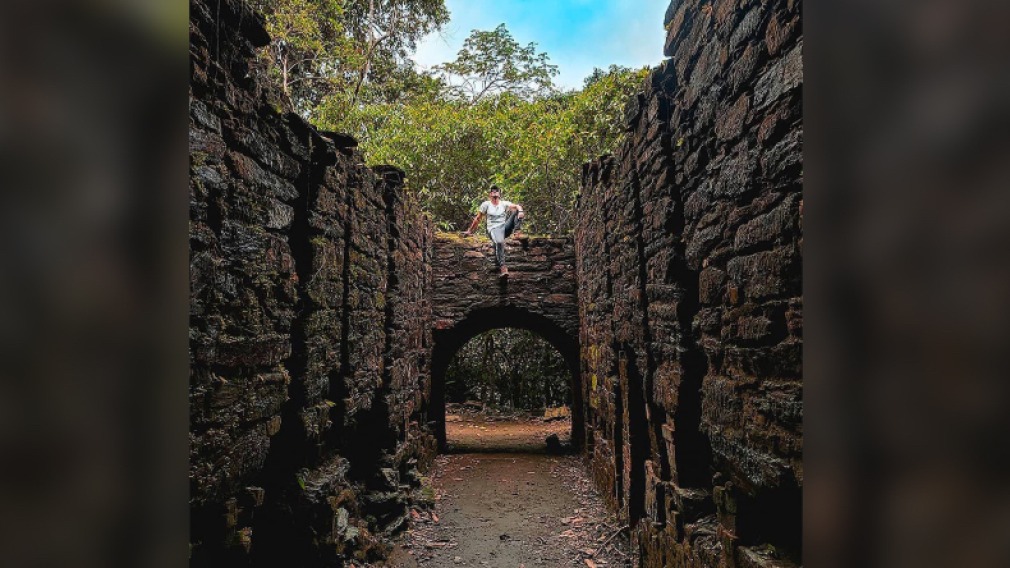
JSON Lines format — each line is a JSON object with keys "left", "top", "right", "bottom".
{"left": 584, "top": 560, "right": 598, "bottom": 568}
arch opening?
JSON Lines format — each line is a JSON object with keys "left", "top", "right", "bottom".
{"left": 430, "top": 306, "right": 584, "bottom": 453}
{"left": 444, "top": 328, "right": 570, "bottom": 411}
{"left": 443, "top": 327, "right": 571, "bottom": 452}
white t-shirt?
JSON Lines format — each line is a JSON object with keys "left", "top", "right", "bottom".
{"left": 479, "top": 199, "right": 514, "bottom": 232}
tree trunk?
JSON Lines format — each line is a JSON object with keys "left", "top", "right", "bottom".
{"left": 281, "top": 53, "right": 290, "bottom": 96}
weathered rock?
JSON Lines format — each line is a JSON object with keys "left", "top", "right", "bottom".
{"left": 189, "top": 0, "right": 435, "bottom": 564}
{"left": 429, "top": 234, "right": 578, "bottom": 339}
{"left": 576, "top": 0, "right": 802, "bottom": 566}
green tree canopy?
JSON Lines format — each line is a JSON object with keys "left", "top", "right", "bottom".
{"left": 319, "top": 61, "right": 647, "bottom": 233}
{"left": 340, "top": 0, "right": 449, "bottom": 106}
{"left": 435, "top": 24, "right": 559, "bottom": 103}
{"left": 253, "top": 0, "right": 449, "bottom": 115}
{"left": 253, "top": 0, "right": 351, "bottom": 113}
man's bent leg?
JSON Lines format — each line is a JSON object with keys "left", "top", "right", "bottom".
{"left": 502, "top": 211, "right": 524, "bottom": 239}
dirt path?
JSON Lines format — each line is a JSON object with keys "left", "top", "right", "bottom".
{"left": 393, "top": 416, "right": 636, "bottom": 567}
{"left": 446, "top": 413, "right": 571, "bottom": 453}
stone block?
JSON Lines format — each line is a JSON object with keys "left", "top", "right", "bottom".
{"left": 752, "top": 41, "right": 803, "bottom": 112}
{"left": 725, "top": 246, "right": 800, "bottom": 301}
{"left": 734, "top": 195, "right": 799, "bottom": 252}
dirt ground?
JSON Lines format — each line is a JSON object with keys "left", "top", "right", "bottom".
{"left": 390, "top": 413, "right": 636, "bottom": 568}
{"left": 446, "top": 411, "right": 571, "bottom": 453}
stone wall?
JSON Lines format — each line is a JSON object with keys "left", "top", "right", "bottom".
{"left": 189, "top": 0, "right": 435, "bottom": 564}
{"left": 430, "top": 234, "right": 578, "bottom": 338}
{"left": 576, "top": 0, "right": 802, "bottom": 566}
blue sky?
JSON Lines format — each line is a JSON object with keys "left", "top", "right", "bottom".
{"left": 412, "top": 0, "right": 671, "bottom": 91}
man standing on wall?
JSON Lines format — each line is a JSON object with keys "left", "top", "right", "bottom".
{"left": 462, "top": 185, "right": 525, "bottom": 278}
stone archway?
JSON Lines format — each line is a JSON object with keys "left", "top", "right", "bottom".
{"left": 428, "top": 234, "right": 581, "bottom": 451}
{"left": 429, "top": 306, "right": 584, "bottom": 452}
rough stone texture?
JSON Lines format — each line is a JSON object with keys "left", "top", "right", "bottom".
{"left": 427, "top": 234, "right": 582, "bottom": 449}
{"left": 191, "top": 0, "right": 801, "bottom": 564}
{"left": 189, "top": 0, "right": 435, "bottom": 564}
{"left": 430, "top": 234, "right": 578, "bottom": 338}
{"left": 576, "top": 0, "right": 802, "bottom": 566}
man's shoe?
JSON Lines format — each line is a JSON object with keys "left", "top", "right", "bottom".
{"left": 499, "top": 266, "right": 509, "bottom": 278}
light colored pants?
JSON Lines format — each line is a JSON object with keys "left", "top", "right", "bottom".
{"left": 487, "top": 212, "right": 523, "bottom": 267}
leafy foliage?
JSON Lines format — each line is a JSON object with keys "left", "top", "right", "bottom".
{"left": 254, "top": 0, "right": 351, "bottom": 113}
{"left": 253, "top": 0, "right": 448, "bottom": 115}
{"left": 337, "top": 0, "right": 449, "bottom": 107}
{"left": 436, "top": 24, "right": 559, "bottom": 103}
{"left": 445, "top": 328, "right": 570, "bottom": 411}
{"left": 319, "top": 62, "right": 647, "bottom": 233}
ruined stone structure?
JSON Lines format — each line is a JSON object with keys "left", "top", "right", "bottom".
{"left": 428, "top": 235, "right": 581, "bottom": 450}
{"left": 576, "top": 0, "right": 802, "bottom": 565}
{"left": 189, "top": 0, "right": 801, "bottom": 565}
{"left": 188, "top": 2, "right": 583, "bottom": 563}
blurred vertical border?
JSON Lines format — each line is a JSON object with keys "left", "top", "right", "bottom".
{"left": 0, "top": 0, "right": 188, "bottom": 566}
{"left": 806, "top": 0, "right": 1010, "bottom": 566}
